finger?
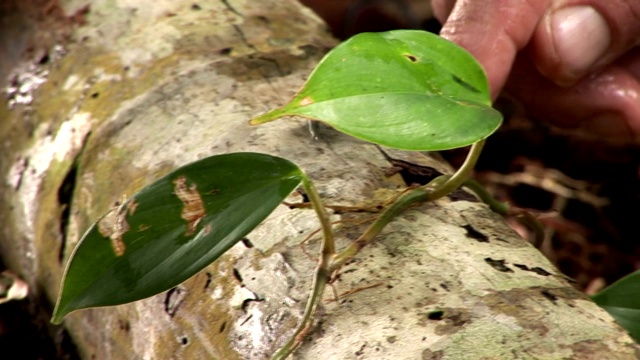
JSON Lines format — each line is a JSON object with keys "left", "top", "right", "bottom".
{"left": 531, "top": 0, "right": 640, "bottom": 85}
{"left": 507, "top": 48, "right": 640, "bottom": 143}
{"left": 431, "top": 0, "right": 456, "bottom": 23}
{"left": 436, "top": 0, "right": 552, "bottom": 99}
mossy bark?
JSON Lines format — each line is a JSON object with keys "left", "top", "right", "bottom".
{"left": 0, "top": 0, "right": 638, "bottom": 359}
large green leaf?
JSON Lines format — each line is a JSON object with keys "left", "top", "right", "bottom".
{"left": 592, "top": 270, "right": 640, "bottom": 341}
{"left": 251, "top": 30, "right": 502, "bottom": 151}
{"left": 52, "top": 153, "right": 304, "bottom": 324}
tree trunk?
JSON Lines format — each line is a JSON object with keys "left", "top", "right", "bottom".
{"left": 1, "top": 0, "right": 638, "bottom": 359}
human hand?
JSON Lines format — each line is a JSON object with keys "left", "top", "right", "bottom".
{"left": 432, "top": 0, "right": 640, "bottom": 143}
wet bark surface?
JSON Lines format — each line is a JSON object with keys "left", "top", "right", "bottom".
{"left": 0, "top": 1, "right": 638, "bottom": 359}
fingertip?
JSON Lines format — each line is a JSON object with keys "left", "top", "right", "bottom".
{"left": 533, "top": 5, "right": 611, "bottom": 85}
{"left": 436, "top": 0, "right": 550, "bottom": 100}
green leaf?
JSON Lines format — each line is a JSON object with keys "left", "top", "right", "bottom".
{"left": 592, "top": 270, "right": 640, "bottom": 341}
{"left": 250, "top": 30, "right": 502, "bottom": 151}
{"left": 52, "top": 153, "right": 304, "bottom": 324}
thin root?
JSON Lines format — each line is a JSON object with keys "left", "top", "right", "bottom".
{"left": 324, "top": 282, "right": 385, "bottom": 303}
{"left": 283, "top": 201, "right": 384, "bottom": 213}
{"left": 298, "top": 217, "right": 378, "bottom": 261}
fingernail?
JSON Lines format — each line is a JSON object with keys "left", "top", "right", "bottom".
{"left": 549, "top": 6, "right": 610, "bottom": 83}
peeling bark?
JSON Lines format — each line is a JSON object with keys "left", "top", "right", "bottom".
{"left": 0, "top": 0, "right": 638, "bottom": 359}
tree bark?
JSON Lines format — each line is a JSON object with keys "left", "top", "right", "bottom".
{"left": 1, "top": 0, "right": 638, "bottom": 359}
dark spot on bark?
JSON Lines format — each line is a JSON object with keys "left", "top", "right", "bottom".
{"left": 165, "top": 287, "right": 187, "bottom": 317}
{"left": 191, "top": 3, "right": 201, "bottom": 10}
{"left": 439, "top": 283, "right": 449, "bottom": 291}
{"left": 422, "top": 349, "right": 444, "bottom": 360}
{"left": 541, "top": 289, "right": 558, "bottom": 304}
{"left": 451, "top": 74, "right": 480, "bottom": 93}
{"left": 514, "top": 264, "right": 552, "bottom": 276}
{"left": 355, "top": 342, "right": 367, "bottom": 356}
{"left": 57, "top": 163, "right": 78, "bottom": 263}
{"left": 180, "top": 336, "right": 189, "bottom": 345}
{"left": 385, "top": 158, "right": 442, "bottom": 185}
{"left": 484, "top": 258, "right": 513, "bottom": 272}
{"left": 386, "top": 336, "right": 397, "bottom": 343}
{"left": 218, "top": 47, "right": 232, "bottom": 55}
{"left": 118, "top": 319, "right": 130, "bottom": 332}
{"left": 427, "top": 310, "right": 444, "bottom": 320}
{"left": 219, "top": 321, "right": 227, "bottom": 333}
{"left": 240, "top": 314, "right": 253, "bottom": 326}
{"left": 90, "top": 92, "right": 99, "bottom": 98}
{"left": 204, "top": 272, "right": 212, "bottom": 289}
{"left": 241, "top": 237, "right": 254, "bottom": 248}
{"left": 297, "top": 187, "right": 310, "bottom": 203}
{"left": 241, "top": 296, "right": 264, "bottom": 313}
{"left": 38, "top": 53, "right": 50, "bottom": 65}
{"left": 514, "top": 264, "right": 528, "bottom": 271}
{"left": 232, "top": 268, "right": 243, "bottom": 283}
{"left": 463, "top": 224, "right": 488, "bottom": 242}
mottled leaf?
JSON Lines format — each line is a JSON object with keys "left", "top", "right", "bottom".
{"left": 52, "top": 153, "right": 304, "bottom": 323}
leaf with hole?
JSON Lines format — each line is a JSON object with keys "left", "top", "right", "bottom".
{"left": 251, "top": 30, "right": 502, "bottom": 151}
{"left": 51, "top": 152, "right": 304, "bottom": 324}
{"left": 592, "top": 270, "right": 640, "bottom": 341}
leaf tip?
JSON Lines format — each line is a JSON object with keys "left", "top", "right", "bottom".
{"left": 50, "top": 304, "right": 67, "bottom": 325}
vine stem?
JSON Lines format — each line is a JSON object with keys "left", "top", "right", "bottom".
{"left": 331, "top": 138, "right": 486, "bottom": 270}
{"left": 422, "top": 138, "right": 485, "bottom": 199}
{"left": 461, "top": 177, "right": 509, "bottom": 215}
{"left": 272, "top": 139, "right": 486, "bottom": 359}
{"left": 271, "top": 177, "right": 335, "bottom": 360}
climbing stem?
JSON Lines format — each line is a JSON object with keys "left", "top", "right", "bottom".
{"left": 461, "top": 178, "right": 510, "bottom": 215}
{"left": 274, "top": 140, "right": 487, "bottom": 358}
{"left": 271, "top": 177, "right": 335, "bottom": 360}
{"left": 302, "top": 176, "right": 336, "bottom": 255}
{"left": 331, "top": 139, "right": 486, "bottom": 271}
{"left": 330, "top": 186, "right": 429, "bottom": 271}
{"left": 422, "top": 138, "right": 486, "bottom": 199}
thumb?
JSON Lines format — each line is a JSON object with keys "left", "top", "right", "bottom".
{"left": 532, "top": 1, "right": 640, "bottom": 85}
{"left": 434, "top": 0, "right": 551, "bottom": 99}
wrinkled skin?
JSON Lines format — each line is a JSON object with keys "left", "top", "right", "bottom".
{"left": 433, "top": 0, "right": 640, "bottom": 143}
